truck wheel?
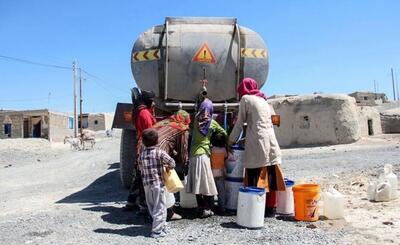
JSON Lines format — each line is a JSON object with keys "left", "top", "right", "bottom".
{"left": 120, "top": 129, "right": 137, "bottom": 188}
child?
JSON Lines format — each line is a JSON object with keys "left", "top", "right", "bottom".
{"left": 138, "top": 128, "right": 176, "bottom": 238}
{"left": 210, "top": 132, "right": 228, "bottom": 214}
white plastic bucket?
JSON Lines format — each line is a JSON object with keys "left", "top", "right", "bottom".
{"left": 236, "top": 187, "right": 266, "bottom": 228}
{"left": 277, "top": 179, "right": 295, "bottom": 215}
{"left": 179, "top": 178, "right": 197, "bottom": 208}
{"left": 225, "top": 179, "right": 243, "bottom": 210}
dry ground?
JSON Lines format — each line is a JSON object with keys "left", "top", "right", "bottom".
{"left": 0, "top": 132, "right": 399, "bottom": 244}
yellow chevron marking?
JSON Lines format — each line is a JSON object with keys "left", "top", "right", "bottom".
{"left": 132, "top": 49, "right": 160, "bottom": 62}
{"left": 240, "top": 48, "right": 267, "bottom": 58}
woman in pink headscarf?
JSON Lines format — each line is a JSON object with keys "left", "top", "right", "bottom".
{"left": 228, "top": 77, "right": 286, "bottom": 217}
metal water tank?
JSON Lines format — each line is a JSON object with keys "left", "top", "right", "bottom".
{"left": 131, "top": 17, "right": 269, "bottom": 103}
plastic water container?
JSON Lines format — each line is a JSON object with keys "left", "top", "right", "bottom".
{"left": 179, "top": 178, "right": 197, "bottom": 208}
{"left": 367, "top": 181, "right": 377, "bottom": 201}
{"left": 165, "top": 190, "right": 176, "bottom": 208}
{"left": 375, "top": 181, "right": 391, "bottom": 202}
{"left": 379, "top": 164, "right": 398, "bottom": 200}
{"left": 277, "top": 179, "right": 295, "bottom": 215}
{"left": 225, "top": 145, "right": 244, "bottom": 179}
{"left": 163, "top": 169, "right": 183, "bottom": 193}
{"left": 225, "top": 179, "right": 243, "bottom": 210}
{"left": 322, "top": 187, "right": 344, "bottom": 219}
{"left": 224, "top": 145, "right": 245, "bottom": 210}
{"left": 236, "top": 187, "right": 266, "bottom": 228}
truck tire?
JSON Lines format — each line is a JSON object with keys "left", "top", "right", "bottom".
{"left": 120, "top": 129, "right": 137, "bottom": 188}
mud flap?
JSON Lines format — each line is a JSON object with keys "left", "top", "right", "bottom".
{"left": 112, "top": 103, "right": 135, "bottom": 130}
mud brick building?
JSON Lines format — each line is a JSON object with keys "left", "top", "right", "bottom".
{"left": 0, "top": 109, "right": 73, "bottom": 142}
{"left": 349, "top": 92, "right": 388, "bottom": 106}
{"left": 78, "top": 113, "right": 113, "bottom": 131}
{"left": 268, "top": 94, "right": 382, "bottom": 147}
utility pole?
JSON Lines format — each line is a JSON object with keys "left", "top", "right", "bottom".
{"left": 391, "top": 68, "right": 396, "bottom": 101}
{"left": 72, "top": 60, "right": 77, "bottom": 138}
{"left": 79, "top": 67, "right": 83, "bottom": 138}
{"left": 376, "top": 80, "right": 379, "bottom": 93}
{"left": 48, "top": 92, "right": 51, "bottom": 109}
{"left": 396, "top": 71, "right": 399, "bottom": 102}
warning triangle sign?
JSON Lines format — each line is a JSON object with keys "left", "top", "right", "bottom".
{"left": 193, "top": 43, "right": 216, "bottom": 64}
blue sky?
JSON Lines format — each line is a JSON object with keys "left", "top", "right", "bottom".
{"left": 0, "top": 0, "right": 399, "bottom": 112}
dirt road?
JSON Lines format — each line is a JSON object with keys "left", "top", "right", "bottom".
{"left": 0, "top": 133, "right": 399, "bottom": 244}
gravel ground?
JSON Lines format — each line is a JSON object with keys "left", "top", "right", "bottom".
{"left": 0, "top": 134, "right": 399, "bottom": 244}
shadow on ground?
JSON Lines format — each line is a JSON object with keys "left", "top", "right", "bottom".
{"left": 56, "top": 162, "right": 153, "bottom": 237}
{"left": 94, "top": 226, "right": 150, "bottom": 238}
{"left": 220, "top": 221, "right": 243, "bottom": 229}
{"left": 83, "top": 205, "right": 151, "bottom": 225}
{"left": 85, "top": 205, "right": 152, "bottom": 237}
{"left": 276, "top": 215, "right": 297, "bottom": 222}
{"left": 108, "top": 162, "right": 120, "bottom": 169}
{"left": 56, "top": 162, "right": 127, "bottom": 205}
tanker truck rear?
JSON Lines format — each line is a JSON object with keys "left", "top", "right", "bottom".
{"left": 112, "top": 17, "right": 269, "bottom": 188}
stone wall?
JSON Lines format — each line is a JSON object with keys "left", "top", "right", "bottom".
{"left": 269, "top": 94, "right": 361, "bottom": 147}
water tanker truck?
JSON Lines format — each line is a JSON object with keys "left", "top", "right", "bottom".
{"left": 112, "top": 17, "right": 269, "bottom": 188}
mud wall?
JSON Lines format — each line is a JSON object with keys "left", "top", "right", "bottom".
{"left": 380, "top": 108, "right": 400, "bottom": 133}
{"left": 269, "top": 94, "right": 361, "bottom": 147}
{"left": 357, "top": 106, "right": 382, "bottom": 136}
{"left": 0, "top": 114, "right": 23, "bottom": 139}
{"left": 49, "top": 112, "right": 73, "bottom": 142}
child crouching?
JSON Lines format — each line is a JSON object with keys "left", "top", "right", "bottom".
{"left": 138, "top": 128, "right": 176, "bottom": 238}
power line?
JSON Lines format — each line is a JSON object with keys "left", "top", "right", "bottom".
{"left": 81, "top": 68, "right": 127, "bottom": 93}
{"left": 0, "top": 54, "right": 71, "bottom": 70}
{"left": 0, "top": 97, "right": 49, "bottom": 102}
{"left": 0, "top": 54, "right": 128, "bottom": 99}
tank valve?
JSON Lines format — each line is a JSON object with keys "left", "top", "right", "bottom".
{"left": 200, "top": 79, "right": 208, "bottom": 96}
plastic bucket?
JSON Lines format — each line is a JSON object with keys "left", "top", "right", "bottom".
{"left": 225, "top": 178, "right": 243, "bottom": 210}
{"left": 236, "top": 186, "right": 266, "bottom": 228}
{"left": 277, "top": 179, "right": 295, "bottom": 215}
{"left": 211, "top": 152, "right": 225, "bottom": 169}
{"left": 225, "top": 145, "right": 244, "bottom": 180}
{"left": 292, "top": 184, "right": 321, "bottom": 221}
{"left": 179, "top": 178, "right": 197, "bottom": 208}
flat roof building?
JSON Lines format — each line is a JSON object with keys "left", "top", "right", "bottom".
{"left": 0, "top": 109, "right": 74, "bottom": 142}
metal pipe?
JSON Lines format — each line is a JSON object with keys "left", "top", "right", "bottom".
{"left": 235, "top": 22, "right": 241, "bottom": 101}
{"left": 164, "top": 102, "right": 239, "bottom": 108}
{"left": 223, "top": 102, "right": 228, "bottom": 130}
{"left": 164, "top": 20, "right": 169, "bottom": 100}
